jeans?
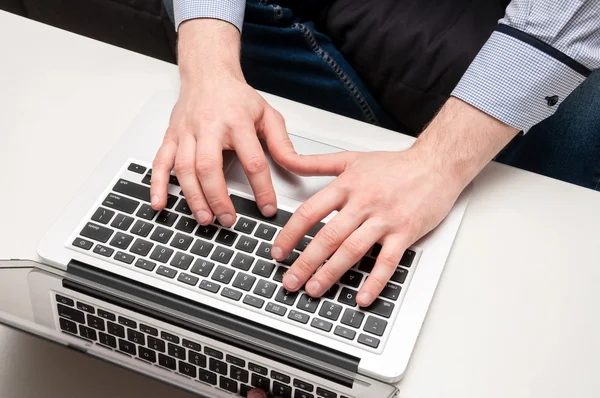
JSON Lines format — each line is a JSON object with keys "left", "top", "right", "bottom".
{"left": 164, "top": 0, "right": 600, "bottom": 191}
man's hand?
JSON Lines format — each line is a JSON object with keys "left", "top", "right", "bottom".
{"left": 150, "top": 19, "right": 296, "bottom": 227}
{"left": 273, "top": 98, "right": 519, "bottom": 307}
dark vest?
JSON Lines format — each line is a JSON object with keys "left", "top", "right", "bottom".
{"left": 317, "top": 0, "right": 510, "bottom": 134}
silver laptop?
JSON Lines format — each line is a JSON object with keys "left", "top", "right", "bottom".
{"left": 5, "top": 91, "right": 470, "bottom": 397}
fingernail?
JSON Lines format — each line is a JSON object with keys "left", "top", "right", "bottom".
{"left": 217, "top": 213, "right": 234, "bottom": 227}
{"left": 271, "top": 246, "right": 284, "bottom": 260}
{"left": 358, "top": 292, "right": 373, "bottom": 306}
{"left": 262, "top": 205, "right": 276, "bottom": 217}
{"left": 284, "top": 274, "right": 300, "bottom": 291}
{"left": 151, "top": 195, "right": 159, "bottom": 206}
{"left": 306, "top": 280, "right": 322, "bottom": 296}
{"left": 195, "top": 210, "right": 210, "bottom": 224}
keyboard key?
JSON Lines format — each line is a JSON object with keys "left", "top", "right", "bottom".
{"left": 118, "top": 317, "right": 136, "bottom": 328}
{"left": 254, "top": 223, "right": 277, "bottom": 241}
{"left": 110, "top": 213, "right": 134, "bottom": 231}
{"left": 80, "top": 222, "right": 113, "bottom": 243}
{"left": 139, "top": 324, "right": 158, "bottom": 336}
{"left": 177, "top": 360, "right": 196, "bottom": 377}
{"left": 86, "top": 314, "right": 105, "bottom": 331}
{"left": 150, "top": 226, "right": 173, "bottom": 244}
{"left": 127, "top": 163, "right": 146, "bottom": 174}
{"left": 319, "top": 301, "right": 342, "bottom": 321}
{"left": 199, "top": 369, "right": 218, "bottom": 385}
{"left": 334, "top": 325, "right": 356, "bottom": 340}
{"left": 236, "top": 235, "right": 258, "bottom": 253}
{"left": 358, "top": 333, "right": 380, "bottom": 349}
{"left": 113, "top": 179, "right": 151, "bottom": 202}
{"left": 273, "top": 381, "right": 292, "bottom": 398}
{"left": 211, "top": 246, "right": 234, "bottom": 264}
{"left": 107, "top": 322, "right": 125, "bottom": 338}
{"left": 56, "top": 295, "right": 74, "bottom": 307}
{"left": 147, "top": 336, "right": 166, "bottom": 352}
{"left": 273, "top": 266, "right": 288, "bottom": 282}
{"left": 211, "top": 265, "right": 235, "bottom": 284}
{"left": 110, "top": 232, "right": 134, "bottom": 250}
{"left": 175, "top": 216, "right": 197, "bottom": 234}
{"left": 114, "top": 251, "right": 135, "bottom": 264}
{"left": 182, "top": 339, "right": 201, "bottom": 352}
{"left": 175, "top": 199, "right": 192, "bottom": 215}
{"left": 204, "top": 346, "right": 223, "bottom": 359}
{"left": 370, "top": 243, "right": 382, "bottom": 257}
{"left": 256, "top": 242, "right": 273, "bottom": 259}
{"left": 253, "top": 279, "right": 277, "bottom": 298}
{"left": 221, "top": 287, "right": 243, "bottom": 301}
{"left": 158, "top": 353, "right": 176, "bottom": 370}
{"left": 242, "top": 294, "right": 265, "bottom": 311}
{"left": 380, "top": 282, "right": 401, "bottom": 301}
{"left": 156, "top": 265, "right": 177, "bottom": 279}
{"left": 232, "top": 273, "right": 257, "bottom": 291}
{"left": 358, "top": 257, "right": 375, "bottom": 273}
{"left": 266, "top": 302, "right": 287, "bottom": 316}
{"left": 340, "top": 270, "right": 363, "bottom": 288}
{"left": 281, "top": 251, "right": 299, "bottom": 266}
{"left": 295, "top": 236, "right": 312, "bottom": 252}
{"left": 189, "top": 351, "right": 207, "bottom": 367}
{"left": 103, "top": 193, "right": 139, "bottom": 214}
{"left": 294, "top": 391, "right": 314, "bottom": 398}
{"left": 226, "top": 354, "right": 246, "bottom": 368}
{"left": 293, "top": 379, "right": 314, "bottom": 392}
{"left": 135, "top": 258, "right": 156, "bottom": 271}
{"left": 127, "top": 328, "right": 145, "bottom": 345}
{"left": 271, "top": 371, "right": 291, "bottom": 384}
{"left": 130, "top": 220, "right": 154, "bottom": 237}
{"left": 363, "top": 299, "right": 394, "bottom": 318}
{"left": 191, "top": 259, "right": 215, "bottom": 277}
{"left": 400, "top": 249, "right": 416, "bottom": 267}
{"left": 234, "top": 217, "right": 257, "bottom": 234}
{"left": 178, "top": 272, "right": 199, "bottom": 286}
{"left": 118, "top": 338, "right": 136, "bottom": 355}
{"left": 322, "top": 284, "right": 339, "bottom": 300}
{"left": 93, "top": 244, "right": 114, "bottom": 257}
{"left": 170, "top": 232, "right": 194, "bottom": 250}
{"left": 341, "top": 308, "right": 365, "bottom": 328}
{"left": 216, "top": 229, "right": 238, "bottom": 246}
{"left": 251, "top": 374, "right": 270, "bottom": 390}
{"left": 241, "top": 385, "right": 254, "bottom": 397}
{"left": 139, "top": 346, "right": 157, "bottom": 362}
{"left": 338, "top": 288, "right": 358, "bottom": 307}
{"left": 220, "top": 376, "right": 238, "bottom": 393}
{"left": 136, "top": 204, "right": 157, "bottom": 220}
{"left": 209, "top": 358, "right": 227, "bottom": 375}
{"left": 363, "top": 316, "right": 387, "bottom": 336}
{"left": 168, "top": 343, "right": 186, "bottom": 360}
{"left": 310, "top": 318, "right": 333, "bottom": 332}
{"left": 288, "top": 310, "right": 310, "bottom": 324}
{"left": 72, "top": 237, "right": 93, "bottom": 250}
{"left": 316, "top": 387, "right": 337, "bottom": 398}
{"left": 165, "top": 195, "right": 179, "bottom": 209}
{"left": 98, "top": 332, "right": 117, "bottom": 348}
{"left": 59, "top": 317, "right": 77, "bottom": 334}
{"left": 297, "top": 294, "right": 320, "bottom": 313}
{"left": 161, "top": 331, "right": 179, "bottom": 344}
{"left": 200, "top": 280, "right": 221, "bottom": 293}
{"left": 168, "top": 175, "right": 180, "bottom": 187}
{"left": 189, "top": 239, "right": 213, "bottom": 258}
{"left": 230, "top": 365, "right": 249, "bottom": 383}
{"left": 130, "top": 238, "right": 153, "bottom": 256}
{"left": 91, "top": 207, "right": 115, "bottom": 225}
{"left": 231, "top": 252, "right": 255, "bottom": 271}
{"left": 275, "top": 287, "right": 298, "bottom": 306}
{"left": 156, "top": 210, "right": 178, "bottom": 227}
{"left": 196, "top": 224, "right": 218, "bottom": 239}
{"left": 170, "top": 252, "right": 194, "bottom": 270}
{"left": 252, "top": 260, "right": 275, "bottom": 278}
{"left": 390, "top": 267, "right": 408, "bottom": 284}
{"left": 150, "top": 245, "right": 174, "bottom": 263}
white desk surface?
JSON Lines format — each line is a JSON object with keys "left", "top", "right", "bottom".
{"left": 1, "top": 10, "right": 600, "bottom": 398}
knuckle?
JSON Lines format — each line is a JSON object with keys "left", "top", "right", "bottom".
{"left": 318, "top": 266, "right": 339, "bottom": 285}
{"left": 318, "top": 226, "right": 340, "bottom": 249}
{"left": 294, "top": 258, "right": 315, "bottom": 277}
{"left": 244, "top": 155, "right": 268, "bottom": 176}
{"left": 174, "top": 160, "right": 195, "bottom": 176}
{"left": 225, "top": 107, "right": 250, "bottom": 128}
{"left": 185, "top": 192, "right": 206, "bottom": 209}
{"left": 277, "top": 229, "right": 295, "bottom": 245}
{"left": 342, "top": 236, "right": 367, "bottom": 258}
{"left": 195, "top": 156, "right": 218, "bottom": 176}
{"left": 297, "top": 201, "right": 315, "bottom": 223}
{"left": 377, "top": 252, "right": 400, "bottom": 268}
{"left": 368, "top": 275, "right": 388, "bottom": 292}
{"left": 206, "top": 196, "right": 228, "bottom": 211}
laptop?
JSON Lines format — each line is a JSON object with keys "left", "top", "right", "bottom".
{"left": 1, "top": 91, "right": 470, "bottom": 397}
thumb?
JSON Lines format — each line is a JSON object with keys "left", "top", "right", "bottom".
{"left": 260, "top": 107, "right": 299, "bottom": 168}
{"left": 247, "top": 389, "right": 267, "bottom": 398}
{"left": 282, "top": 151, "right": 356, "bottom": 177}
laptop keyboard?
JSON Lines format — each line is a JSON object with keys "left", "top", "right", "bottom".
{"left": 55, "top": 294, "right": 352, "bottom": 398}
{"left": 69, "top": 161, "right": 420, "bottom": 352}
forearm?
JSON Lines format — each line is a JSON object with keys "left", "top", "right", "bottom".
{"left": 413, "top": 97, "right": 519, "bottom": 188}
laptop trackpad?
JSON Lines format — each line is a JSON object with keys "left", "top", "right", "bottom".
{"left": 224, "top": 133, "right": 343, "bottom": 203}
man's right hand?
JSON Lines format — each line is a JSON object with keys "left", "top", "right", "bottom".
{"left": 151, "top": 19, "right": 297, "bottom": 228}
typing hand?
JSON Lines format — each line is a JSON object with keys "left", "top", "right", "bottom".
{"left": 150, "top": 19, "right": 297, "bottom": 228}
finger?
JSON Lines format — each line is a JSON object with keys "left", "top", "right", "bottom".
{"left": 283, "top": 151, "right": 357, "bottom": 177}
{"left": 233, "top": 133, "right": 277, "bottom": 217}
{"left": 272, "top": 184, "right": 344, "bottom": 262}
{"left": 305, "top": 219, "right": 383, "bottom": 297}
{"left": 283, "top": 206, "right": 366, "bottom": 293}
{"left": 173, "top": 134, "right": 213, "bottom": 225}
{"left": 247, "top": 389, "right": 267, "bottom": 398}
{"left": 259, "top": 107, "right": 298, "bottom": 167}
{"left": 357, "top": 235, "right": 407, "bottom": 307}
{"left": 196, "top": 134, "right": 236, "bottom": 227}
{"left": 150, "top": 134, "right": 178, "bottom": 210}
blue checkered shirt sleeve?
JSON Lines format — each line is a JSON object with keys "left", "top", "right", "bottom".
{"left": 174, "top": 0, "right": 246, "bottom": 32}
{"left": 452, "top": 1, "right": 600, "bottom": 132}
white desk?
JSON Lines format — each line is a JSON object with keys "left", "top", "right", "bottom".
{"left": 1, "top": 10, "right": 600, "bottom": 398}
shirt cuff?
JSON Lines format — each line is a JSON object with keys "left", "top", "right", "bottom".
{"left": 452, "top": 25, "right": 590, "bottom": 132}
{"left": 174, "top": 0, "right": 245, "bottom": 32}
